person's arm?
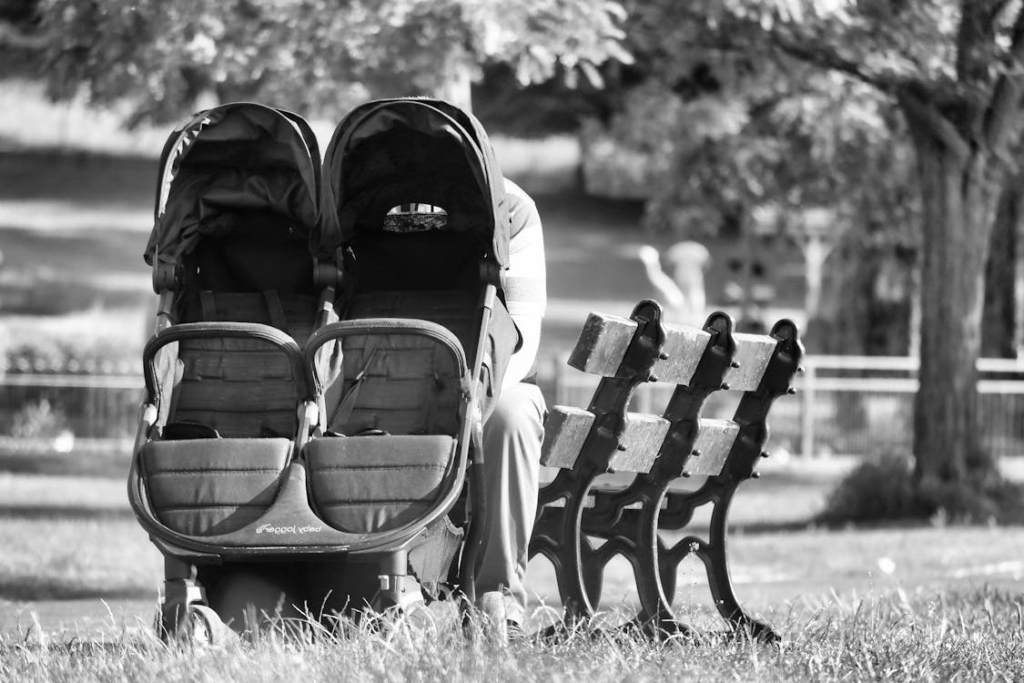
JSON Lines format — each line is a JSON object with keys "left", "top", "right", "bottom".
{"left": 501, "top": 179, "right": 546, "bottom": 390}
{"left": 503, "top": 313, "right": 541, "bottom": 390}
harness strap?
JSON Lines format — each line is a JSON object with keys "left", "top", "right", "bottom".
{"left": 421, "top": 371, "right": 443, "bottom": 434}
{"left": 199, "top": 290, "right": 217, "bottom": 321}
{"left": 328, "top": 336, "right": 382, "bottom": 433}
{"left": 263, "top": 290, "right": 289, "bottom": 334}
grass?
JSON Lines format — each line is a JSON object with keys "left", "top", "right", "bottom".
{"left": 0, "top": 587, "right": 1022, "bottom": 682}
{"left": 2, "top": 459, "right": 1023, "bottom": 612}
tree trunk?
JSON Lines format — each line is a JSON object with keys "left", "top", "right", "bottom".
{"left": 1017, "top": 191, "right": 1024, "bottom": 356}
{"left": 907, "top": 126, "right": 1001, "bottom": 489}
{"left": 983, "top": 182, "right": 1020, "bottom": 358}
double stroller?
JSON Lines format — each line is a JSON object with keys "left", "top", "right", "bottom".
{"left": 128, "top": 99, "right": 519, "bottom": 638}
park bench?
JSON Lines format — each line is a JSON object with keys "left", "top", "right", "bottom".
{"left": 529, "top": 299, "right": 803, "bottom": 641}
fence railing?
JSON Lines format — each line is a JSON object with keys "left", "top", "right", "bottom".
{"left": 3, "top": 355, "right": 1024, "bottom": 459}
{"left": 0, "top": 371, "right": 142, "bottom": 450}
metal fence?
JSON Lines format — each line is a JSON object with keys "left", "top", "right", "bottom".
{"left": 0, "top": 370, "right": 142, "bottom": 452}
{"left": 2, "top": 354, "right": 1024, "bottom": 459}
{"left": 546, "top": 354, "right": 1024, "bottom": 459}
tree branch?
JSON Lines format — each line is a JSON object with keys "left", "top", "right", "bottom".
{"left": 984, "top": 2, "right": 1024, "bottom": 152}
{"left": 897, "top": 86, "right": 972, "bottom": 162}
{"left": 0, "top": 20, "right": 49, "bottom": 51}
{"left": 672, "top": 6, "right": 934, "bottom": 97}
{"left": 768, "top": 27, "right": 909, "bottom": 94}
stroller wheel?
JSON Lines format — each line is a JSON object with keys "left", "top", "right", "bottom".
{"left": 157, "top": 603, "right": 236, "bottom": 647}
{"left": 187, "top": 605, "right": 218, "bottom": 644}
{"left": 189, "top": 605, "right": 240, "bottom": 646}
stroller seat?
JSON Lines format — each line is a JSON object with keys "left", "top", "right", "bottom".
{"left": 142, "top": 436, "right": 293, "bottom": 537}
{"left": 325, "top": 290, "right": 478, "bottom": 437}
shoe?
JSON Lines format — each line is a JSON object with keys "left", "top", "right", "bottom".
{"left": 505, "top": 619, "right": 530, "bottom": 643}
{"left": 476, "top": 592, "right": 531, "bottom": 644}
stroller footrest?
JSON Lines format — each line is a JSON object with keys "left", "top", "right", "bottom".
{"left": 142, "top": 438, "right": 291, "bottom": 536}
{"left": 305, "top": 435, "right": 456, "bottom": 534}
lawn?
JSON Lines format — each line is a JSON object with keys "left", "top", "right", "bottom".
{"left": 2, "top": 458, "right": 1023, "bottom": 634}
{"left": 2, "top": 586, "right": 1023, "bottom": 682}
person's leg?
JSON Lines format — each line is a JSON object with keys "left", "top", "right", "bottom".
{"left": 474, "top": 381, "right": 546, "bottom": 626}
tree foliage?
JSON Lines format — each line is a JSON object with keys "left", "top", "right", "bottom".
{"left": 581, "top": 0, "right": 920, "bottom": 351}
{"left": 2, "top": 0, "right": 630, "bottom": 124}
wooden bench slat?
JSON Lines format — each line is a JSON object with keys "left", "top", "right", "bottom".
{"left": 540, "top": 406, "right": 595, "bottom": 468}
{"left": 567, "top": 313, "right": 634, "bottom": 376}
{"left": 608, "top": 413, "right": 670, "bottom": 473}
{"left": 568, "top": 312, "right": 712, "bottom": 385}
{"left": 687, "top": 418, "right": 739, "bottom": 476}
{"left": 540, "top": 408, "right": 671, "bottom": 473}
{"left": 721, "top": 333, "right": 778, "bottom": 391}
{"left": 650, "top": 324, "right": 710, "bottom": 385}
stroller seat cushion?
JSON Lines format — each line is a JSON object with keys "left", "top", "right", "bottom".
{"left": 305, "top": 434, "right": 456, "bottom": 533}
{"left": 142, "top": 437, "right": 291, "bottom": 537}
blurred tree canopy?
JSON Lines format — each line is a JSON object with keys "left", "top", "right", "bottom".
{"left": 0, "top": 0, "right": 630, "bottom": 124}
{"left": 583, "top": 1, "right": 921, "bottom": 355}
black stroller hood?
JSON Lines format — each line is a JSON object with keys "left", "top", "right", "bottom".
{"left": 145, "top": 102, "right": 334, "bottom": 269}
{"left": 323, "top": 98, "right": 510, "bottom": 268}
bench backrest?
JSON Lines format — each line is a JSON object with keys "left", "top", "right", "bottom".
{"left": 540, "top": 301, "right": 803, "bottom": 482}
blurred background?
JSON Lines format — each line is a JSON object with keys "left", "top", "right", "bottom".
{"left": 1, "top": 0, "right": 1023, "bottom": 493}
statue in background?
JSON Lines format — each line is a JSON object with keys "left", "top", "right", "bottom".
{"left": 638, "top": 241, "right": 710, "bottom": 326}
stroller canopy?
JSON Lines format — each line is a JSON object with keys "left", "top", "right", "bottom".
{"left": 323, "top": 98, "right": 510, "bottom": 268}
{"left": 145, "top": 102, "right": 332, "bottom": 268}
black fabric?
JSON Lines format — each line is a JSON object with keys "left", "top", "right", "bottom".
{"left": 163, "top": 421, "right": 220, "bottom": 440}
{"left": 181, "top": 209, "right": 315, "bottom": 296}
{"left": 146, "top": 102, "right": 334, "bottom": 269}
{"left": 349, "top": 230, "right": 480, "bottom": 293}
{"left": 322, "top": 98, "right": 509, "bottom": 267}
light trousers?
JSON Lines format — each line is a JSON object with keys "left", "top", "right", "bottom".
{"left": 474, "top": 381, "right": 547, "bottom": 624}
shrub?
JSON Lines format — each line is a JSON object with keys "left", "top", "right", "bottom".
{"left": 9, "top": 398, "right": 68, "bottom": 439}
{"left": 820, "top": 452, "right": 1024, "bottom": 526}
{"left": 818, "top": 453, "right": 923, "bottom": 525}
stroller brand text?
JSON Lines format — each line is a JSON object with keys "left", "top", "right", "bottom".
{"left": 255, "top": 524, "right": 324, "bottom": 535}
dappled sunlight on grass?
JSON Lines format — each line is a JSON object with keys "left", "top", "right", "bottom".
{"left": 0, "top": 473, "right": 128, "bottom": 510}
{"left": 0, "top": 518, "right": 159, "bottom": 601}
